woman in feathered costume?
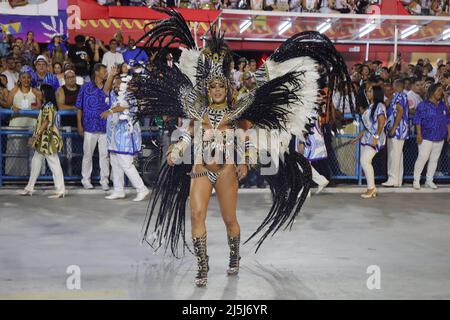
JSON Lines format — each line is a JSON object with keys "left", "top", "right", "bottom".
{"left": 131, "top": 8, "right": 353, "bottom": 287}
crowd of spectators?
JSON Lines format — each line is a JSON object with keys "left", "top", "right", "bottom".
{"left": 96, "top": 0, "right": 450, "bottom": 15}
{"left": 350, "top": 57, "right": 450, "bottom": 114}
{"left": 401, "top": 0, "right": 450, "bottom": 16}
{"left": 96, "top": 0, "right": 382, "bottom": 13}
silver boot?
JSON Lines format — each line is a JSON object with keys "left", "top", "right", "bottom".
{"left": 193, "top": 233, "right": 209, "bottom": 287}
{"left": 227, "top": 234, "right": 241, "bottom": 276}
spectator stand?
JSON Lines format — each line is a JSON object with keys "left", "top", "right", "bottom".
{"left": 219, "top": 9, "right": 450, "bottom": 58}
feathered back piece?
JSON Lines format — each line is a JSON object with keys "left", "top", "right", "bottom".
{"left": 133, "top": 10, "right": 353, "bottom": 256}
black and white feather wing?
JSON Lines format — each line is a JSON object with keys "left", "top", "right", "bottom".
{"left": 132, "top": 65, "right": 203, "bottom": 121}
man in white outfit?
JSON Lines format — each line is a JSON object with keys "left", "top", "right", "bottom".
{"left": 383, "top": 79, "right": 409, "bottom": 187}
{"left": 75, "top": 63, "right": 115, "bottom": 190}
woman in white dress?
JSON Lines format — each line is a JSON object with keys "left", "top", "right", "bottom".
{"left": 4, "top": 67, "right": 42, "bottom": 176}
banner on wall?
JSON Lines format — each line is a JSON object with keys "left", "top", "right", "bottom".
{"left": 0, "top": 0, "right": 58, "bottom": 16}
{"left": 0, "top": 0, "right": 68, "bottom": 43}
{"left": 0, "top": 14, "right": 68, "bottom": 43}
{"left": 0, "top": 21, "right": 23, "bottom": 35}
{"left": 69, "top": 0, "right": 220, "bottom": 44}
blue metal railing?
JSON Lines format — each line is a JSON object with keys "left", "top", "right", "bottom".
{"left": 0, "top": 108, "right": 160, "bottom": 186}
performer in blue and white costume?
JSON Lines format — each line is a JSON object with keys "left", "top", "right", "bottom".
{"left": 353, "top": 85, "right": 386, "bottom": 198}
{"left": 383, "top": 79, "right": 409, "bottom": 188}
{"left": 296, "top": 119, "right": 329, "bottom": 194}
{"left": 104, "top": 74, "right": 149, "bottom": 202}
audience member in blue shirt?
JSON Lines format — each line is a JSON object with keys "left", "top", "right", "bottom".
{"left": 75, "top": 63, "right": 116, "bottom": 191}
{"left": 47, "top": 35, "right": 68, "bottom": 63}
{"left": 122, "top": 38, "right": 148, "bottom": 67}
{"left": 413, "top": 83, "right": 450, "bottom": 190}
{"left": 32, "top": 55, "right": 60, "bottom": 91}
{"left": 383, "top": 79, "right": 409, "bottom": 187}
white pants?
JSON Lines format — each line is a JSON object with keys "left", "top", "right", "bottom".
{"left": 81, "top": 132, "right": 109, "bottom": 185}
{"left": 361, "top": 145, "right": 378, "bottom": 190}
{"left": 110, "top": 152, "right": 148, "bottom": 194}
{"left": 311, "top": 166, "right": 328, "bottom": 186}
{"left": 26, "top": 152, "right": 65, "bottom": 193}
{"left": 413, "top": 140, "right": 444, "bottom": 184}
{"left": 386, "top": 138, "right": 405, "bottom": 186}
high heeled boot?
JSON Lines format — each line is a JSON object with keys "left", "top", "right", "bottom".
{"left": 227, "top": 234, "right": 241, "bottom": 276}
{"left": 193, "top": 233, "right": 209, "bottom": 287}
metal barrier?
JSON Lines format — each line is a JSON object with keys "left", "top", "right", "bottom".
{"left": 330, "top": 115, "right": 450, "bottom": 184}
{"left": 1, "top": 108, "right": 449, "bottom": 187}
{"left": 0, "top": 109, "right": 160, "bottom": 187}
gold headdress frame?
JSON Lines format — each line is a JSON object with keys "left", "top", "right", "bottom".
{"left": 207, "top": 75, "right": 229, "bottom": 88}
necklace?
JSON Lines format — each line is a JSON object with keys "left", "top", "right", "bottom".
{"left": 207, "top": 108, "right": 227, "bottom": 129}
{"left": 209, "top": 102, "right": 227, "bottom": 110}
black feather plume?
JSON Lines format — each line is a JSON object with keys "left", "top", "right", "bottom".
{"left": 244, "top": 151, "right": 312, "bottom": 252}
{"left": 141, "top": 162, "right": 193, "bottom": 258}
{"left": 134, "top": 6, "right": 196, "bottom": 61}
{"left": 233, "top": 71, "right": 305, "bottom": 130}
{"left": 131, "top": 64, "right": 193, "bottom": 121}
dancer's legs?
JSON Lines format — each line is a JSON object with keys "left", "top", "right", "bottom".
{"left": 361, "top": 145, "right": 377, "bottom": 190}
{"left": 214, "top": 164, "right": 240, "bottom": 237}
{"left": 189, "top": 164, "right": 214, "bottom": 286}
{"left": 214, "top": 164, "right": 241, "bottom": 275}
{"left": 189, "top": 164, "right": 213, "bottom": 238}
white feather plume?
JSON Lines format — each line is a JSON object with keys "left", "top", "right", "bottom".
{"left": 264, "top": 56, "right": 320, "bottom": 154}
{"left": 178, "top": 47, "right": 201, "bottom": 86}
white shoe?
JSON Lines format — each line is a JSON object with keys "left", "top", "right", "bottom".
{"left": 381, "top": 181, "right": 395, "bottom": 187}
{"left": 133, "top": 190, "right": 150, "bottom": 202}
{"left": 100, "top": 183, "right": 110, "bottom": 191}
{"left": 425, "top": 181, "right": 438, "bottom": 189}
{"left": 413, "top": 181, "right": 421, "bottom": 190}
{"left": 316, "top": 179, "right": 329, "bottom": 194}
{"left": 105, "top": 192, "right": 126, "bottom": 200}
{"left": 18, "top": 188, "right": 33, "bottom": 196}
{"left": 48, "top": 192, "right": 66, "bottom": 199}
{"left": 82, "top": 182, "right": 94, "bottom": 190}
